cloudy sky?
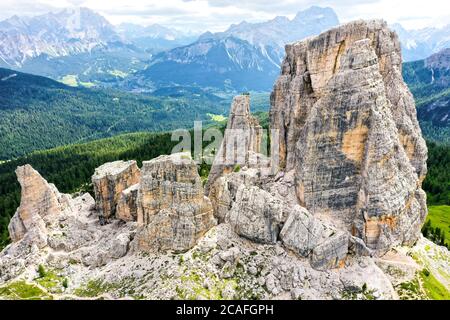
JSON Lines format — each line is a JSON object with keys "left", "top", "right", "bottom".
{"left": 0, "top": 0, "right": 448, "bottom": 33}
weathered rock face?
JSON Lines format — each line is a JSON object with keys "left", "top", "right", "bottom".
{"left": 226, "top": 185, "right": 284, "bottom": 244}
{"left": 1, "top": 166, "right": 136, "bottom": 281}
{"left": 280, "top": 205, "right": 332, "bottom": 257}
{"left": 205, "top": 95, "right": 264, "bottom": 193}
{"left": 208, "top": 168, "right": 262, "bottom": 223}
{"left": 270, "top": 20, "right": 428, "bottom": 252}
{"left": 92, "top": 161, "right": 140, "bottom": 221}
{"left": 116, "top": 184, "right": 139, "bottom": 222}
{"left": 135, "top": 153, "right": 216, "bottom": 252}
{"left": 8, "top": 165, "right": 71, "bottom": 247}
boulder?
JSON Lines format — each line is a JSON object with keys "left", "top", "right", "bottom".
{"left": 226, "top": 185, "right": 284, "bottom": 244}
{"left": 310, "top": 232, "right": 350, "bottom": 270}
{"left": 280, "top": 205, "right": 329, "bottom": 257}
{"left": 208, "top": 167, "right": 261, "bottom": 223}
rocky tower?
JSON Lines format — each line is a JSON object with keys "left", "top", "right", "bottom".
{"left": 8, "top": 165, "right": 72, "bottom": 247}
{"left": 135, "top": 153, "right": 216, "bottom": 252}
{"left": 92, "top": 160, "right": 140, "bottom": 221}
{"left": 270, "top": 20, "right": 428, "bottom": 251}
{"left": 205, "top": 95, "right": 263, "bottom": 193}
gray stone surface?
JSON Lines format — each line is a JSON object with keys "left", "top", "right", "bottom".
{"left": 270, "top": 20, "right": 428, "bottom": 252}
{"left": 226, "top": 185, "right": 284, "bottom": 244}
{"left": 280, "top": 205, "right": 329, "bottom": 257}
{"left": 205, "top": 95, "right": 263, "bottom": 193}
{"left": 311, "top": 232, "right": 350, "bottom": 270}
{"left": 8, "top": 165, "right": 72, "bottom": 247}
{"left": 116, "top": 184, "right": 140, "bottom": 222}
{"left": 135, "top": 153, "right": 216, "bottom": 252}
{"left": 92, "top": 160, "right": 140, "bottom": 221}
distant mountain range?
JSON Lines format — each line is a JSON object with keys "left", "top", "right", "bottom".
{"left": 131, "top": 36, "right": 282, "bottom": 92}
{"left": 0, "top": 6, "right": 449, "bottom": 92}
{"left": 403, "top": 48, "right": 450, "bottom": 143}
{"left": 129, "top": 6, "right": 340, "bottom": 91}
{"left": 0, "top": 7, "right": 193, "bottom": 87}
{"left": 214, "top": 6, "right": 340, "bottom": 64}
{"left": 392, "top": 23, "right": 450, "bottom": 62}
{"left": 0, "top": 8, "right": 119, "bottom": 67}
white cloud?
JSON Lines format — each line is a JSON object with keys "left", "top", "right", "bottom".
{"left": 0, "top": 0, "right": 448, "bottom": 32}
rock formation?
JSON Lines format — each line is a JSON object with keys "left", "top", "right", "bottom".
{"left": 205, "top": 95, "right": 264, "bottom": 193}
{"left": 226, "top": 185, "right": 284, "bottom": 244}
{"left": 2, "top": 165, "right": 135, "bottom": 276}
{"left": 135, "top": 153, "right": 216, "bottom": 252}
{"left": 1, "top": 20, "right": 445, "bottom": 301}
{"left": 116, "top": 184, "right": 139, "bottom": 222}
{"left": 270, "top": 20, "right": 428, "bottom": 252}
{"left": 92, "top": 160, "right": 140, "bottom": 221}
{"left": 8, "top": 165, "right": 72, "bottom": 247}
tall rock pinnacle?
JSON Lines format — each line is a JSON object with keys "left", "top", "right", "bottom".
{"left": 8, "top": 165, "right": 72, "bottom": 247}
{"left": 270, "top": 20, "right": 428, "bottom": 251}
{"left": 205, "top": 95, "right": 263, "bottom": 193}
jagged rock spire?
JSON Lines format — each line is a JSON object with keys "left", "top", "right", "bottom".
{"left": 8, "top": 165, "right": 71, "bottom": 247}
{"left": 270, "top": 20, "right": 428, "bottom": 251}
{"left": 205, "top": 94, "right": 263, "bottom": 193}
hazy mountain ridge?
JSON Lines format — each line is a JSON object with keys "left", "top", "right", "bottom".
{"left": 129, "top": 6, "right": 340, "bottom": 91}
{"left": 214, "top": 6, "right": 340, "bottom": 64}
{"left": 392, "top": 23, "right": 450, "bottom": 62}
{"left": 0, "top": 8, "right": 120, "bottom": 68}
{"left": 132, "top": 36, "right": 281, "bottom": 91}
{"left": 0, "top": 7, "right": 194, "bottom": 87}
{"left": 2, "top": 6, "right": 450, "bottom": 91}
{"left": 116, "top": 23, "right": 197, "bottom": 53}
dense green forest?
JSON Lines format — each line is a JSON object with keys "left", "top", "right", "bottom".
{"left": 402, "top": 57, "right": 450, "bottom": 143}
{"left": 423, "top": 141, "right": 450, "bottom": 205}
{"left": 0, "top": 68, "right": 231, "bottom": 160}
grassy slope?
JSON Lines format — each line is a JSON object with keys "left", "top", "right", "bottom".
{"left": 420, "top": 269, "right": 450, "bottom": 300}
{"left": 427, "top": 206, "right": 450, "bottom": 247}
